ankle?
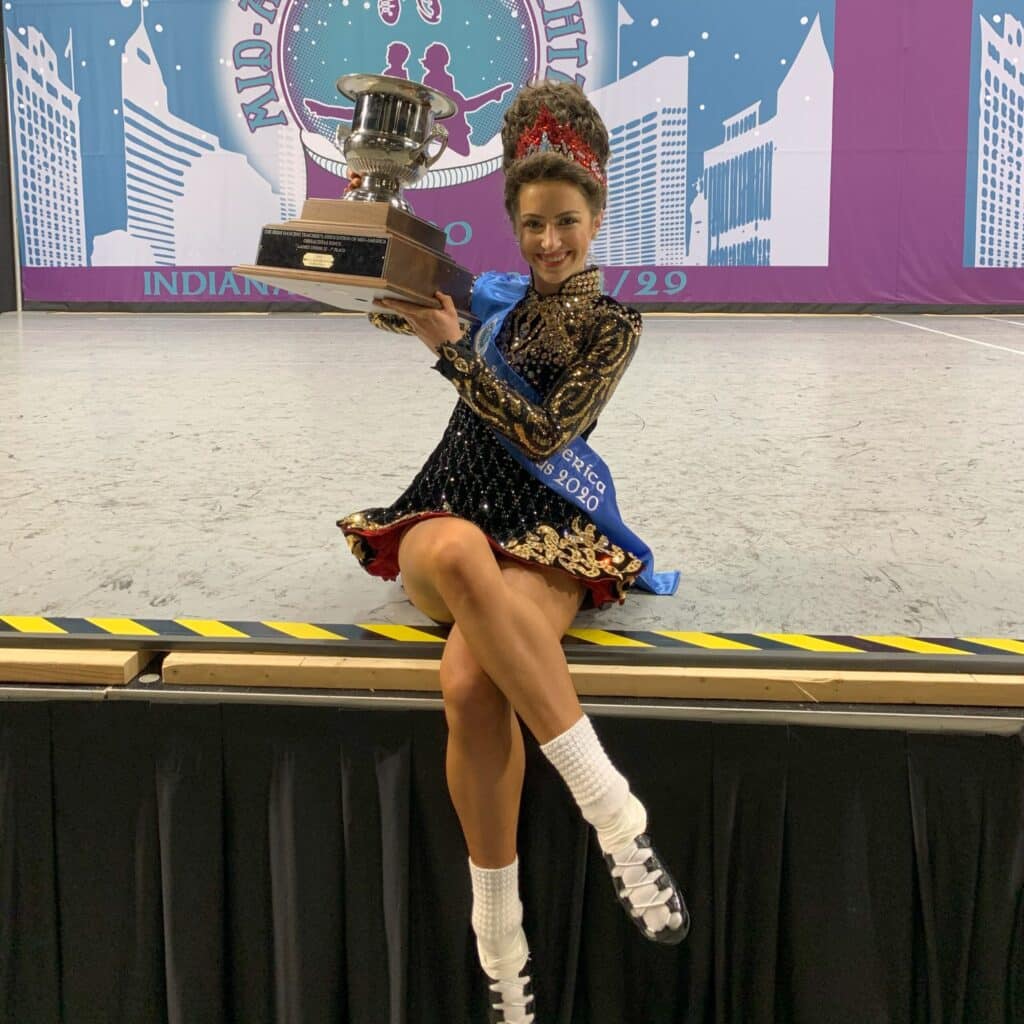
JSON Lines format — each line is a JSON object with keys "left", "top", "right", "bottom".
{"left": 478, "top": 924, "right": 529, "bottom": 980}
{"left": 588, "top": 792, "right": 648, "bottom": 855}
{"left": 470, "top": 856, "right": 526, "bottom": 979}
{"left": 540, "top": 715, "right": 631, "bottom": 814}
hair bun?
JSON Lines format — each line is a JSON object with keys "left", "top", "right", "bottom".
{"left": 501, "top": 81, "right": 609, "bottom": 175}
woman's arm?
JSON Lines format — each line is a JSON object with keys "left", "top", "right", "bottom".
{"left": 434, "top": 303, "right": 641, "bottom": 461}
{"left": 371, "top": 291, "right": 467, "bottom": 352}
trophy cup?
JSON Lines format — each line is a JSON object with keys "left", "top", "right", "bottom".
{"left": 234, "top": 74, "right": 475, "bottom": 321}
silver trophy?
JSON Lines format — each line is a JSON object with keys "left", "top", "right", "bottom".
{"left": 337, "top": 72, "right": 453, "bottom": 210}
{"left": 234, "top": 74, "right": 475, "bottom": 319}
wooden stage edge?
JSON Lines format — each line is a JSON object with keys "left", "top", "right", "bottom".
{"left": 0, "top": 648, "right": 155, "bottom": 686}
{"left": 1, "top": 647, "right": 1023, "bottom": 709}
{"left": 160, "top": 653, "right": 1024, "bottom": 707}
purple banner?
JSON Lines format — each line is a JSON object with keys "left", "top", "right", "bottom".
{"left": 21, "top": 267, "right": 305, "bottom": 303}
{"left": 7, "top": 0, "right": 1024, "bottom": 306}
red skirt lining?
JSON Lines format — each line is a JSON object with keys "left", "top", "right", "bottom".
{"left": 343, "top": 511, "right": 628, "bottom": 610}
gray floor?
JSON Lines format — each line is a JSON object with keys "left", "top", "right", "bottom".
{"left": 1, "top": 310, "right": 1022, "bottom": 636}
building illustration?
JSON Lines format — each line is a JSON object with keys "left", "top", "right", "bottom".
{"left": 589, "top": 57, "right": 690, "bottom": 267}
{"left": 698, "top": 14, "right": 833, "bottom": 267}
{"left": 277, "top": 126, "right": 307, "bottom": 223}
{"left": 685, "top": 179, "right": 709, "bottom": 266}
{"left": 968, "top": 11, "right": 1024, "bottom": 267}
{"left": 91, "top": 6, "right": 279, "bottom": 267}
{"left": 5, "top": 25, "right": 87, "bottom": 267}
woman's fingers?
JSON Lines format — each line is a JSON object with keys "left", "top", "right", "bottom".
{"left": 377, "top": 296, "right": 448, "bottom": 318}
{"left": 377, "top": 298, "right": 425, "bottom": 318}
{"left": 374, "top": 294, "right": 459, "bottom": 352}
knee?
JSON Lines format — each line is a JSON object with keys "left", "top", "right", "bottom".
{"left": 423, "top": 522, "right": 492, "bottom": 593}
{"left": 440, "top": 658, "right": 508, "bottom": 733}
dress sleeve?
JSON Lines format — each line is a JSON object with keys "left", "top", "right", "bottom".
{"left": 433, "top": 303, "right": 642, "bottom": 461}
{"left": 368, "top": 274, "right": 481, "bottom": 335}
{"left": 366, "top": 311, "right": 417, "bottom": 335}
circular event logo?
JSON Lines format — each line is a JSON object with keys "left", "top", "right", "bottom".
{"left": 274, "top": 0, "right": 551, "bottom": 187}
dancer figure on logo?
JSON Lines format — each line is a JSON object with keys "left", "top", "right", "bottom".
{"left": 419, "top": 42, "right": 514, "bottom": 156}
{"left": 339, "top": 81, "right": 688, "bottom": 1023}
{"left": 301, "top": 43, "right": 413, "bottom": 123}
{"left": 378, "top": 0, "right": 442, "bottom": 27}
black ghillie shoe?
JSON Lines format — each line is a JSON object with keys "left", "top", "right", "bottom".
{"left": 486, "top": 955, "right": 536, "bottom": 1024}
{"left": 604, "top": 834, "right": 690, "bottom": 945}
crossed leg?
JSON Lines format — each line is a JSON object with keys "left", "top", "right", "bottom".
{"left": 398, "top": 516, "right": 586, "bottom": 866}
{"left": 397, "top": 515, "right": 690, "bottom": 961}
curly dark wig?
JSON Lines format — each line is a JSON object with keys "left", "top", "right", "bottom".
{"left": 500, "top": 80, "right": 609, "bottom": 220}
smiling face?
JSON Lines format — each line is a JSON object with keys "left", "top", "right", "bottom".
{"left": 515, "top": 180, "right": 604, "bottom": 295}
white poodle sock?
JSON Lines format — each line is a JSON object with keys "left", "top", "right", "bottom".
{"left": 539, "top": 715, "right": 648, "bottom": 854}
{"left": 469, "top": 857, "right": 529, "bottom": 980}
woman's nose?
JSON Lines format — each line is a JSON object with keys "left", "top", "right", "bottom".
{"left": 540, "top": 225, "right": 558, "bottom": 249}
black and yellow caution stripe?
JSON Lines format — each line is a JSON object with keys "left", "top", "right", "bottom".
{"left": 1, "top": 615, "right": 1022, "bottom": 672}
{"left": 0, "top": 615, "right": 448, "bottom": 644}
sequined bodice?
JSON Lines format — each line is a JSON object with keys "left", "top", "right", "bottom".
{"left": 435, "top": 268, "right": 641, "bottom": 461}
{"left": 497, "top": 267, "right": 604, "bottom": 398}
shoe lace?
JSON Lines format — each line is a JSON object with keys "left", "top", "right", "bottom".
{"left": 489, "top": 974, "right": 535, "bottom": 1023}
{"left": 609, "top": 843, "right": 676, "bottom": 914}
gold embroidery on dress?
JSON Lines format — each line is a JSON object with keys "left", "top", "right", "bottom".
{"left": 506, "top": 267, "right": 603, "bottom": 365}
{"left": 504, "top": 516, "right": 644, "bottom": 582}
{"left": 345, "top": 533, "right": 371, "bottom": 563}
{"left": 339, "top": 509, "right": 642, "bottom": 592}
{"left": 439, "top": 268, "right": 642, "bottom": 460}
{"left": 338, "top": 508, "right": 449, "bottom": 534}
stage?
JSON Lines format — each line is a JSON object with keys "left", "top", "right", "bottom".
{"left": 2, "top": 310, "right": 1022, "bottom": 637}
{"left": 2, "top": 310, "right": 1023, "bottom": 1022}
{"left": 2, "top": 619, "right": 1023, "bottom": 1023}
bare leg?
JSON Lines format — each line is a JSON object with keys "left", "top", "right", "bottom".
{"left": 399, "top": 518, "right": 585, "bottom": 744}
{"left": 440, "top": 624, "right": 525, "bottom": 868}
{"left": 437, "top": 557, "right": 585, "bottom": 865}
{"left": 399, "top": 518, "right": 689, "bottom": 948}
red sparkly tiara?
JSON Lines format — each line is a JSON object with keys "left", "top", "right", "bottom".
{"left": 513, "top": 106, "right": 606, "bottom": 185}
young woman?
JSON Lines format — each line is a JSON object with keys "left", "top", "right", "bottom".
{"left": 339, "top": 81, "right": 688, "bottom": 1023}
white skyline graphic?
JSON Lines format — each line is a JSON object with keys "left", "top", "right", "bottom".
{"left": 277, "top": 124, "right": 307, "bottom": 223}
{"left": 695, "top": 14, "right": 833, "bottom": 267}
{"left": 5, "top": 25, "right": 87, "bottom": 267}
{"left": 969, "top": 11, "right": 1024, "bottom": 268}
{"left": 91, "top": 7, "right": 280, "bottom": 267}
{"left": 586, "top": 16, "right": 833, "bottom": 268}
{"left": 6, "top": 4, "right": 836, "bottom": 275}
{"left": 590, "top": 56, "right": 690, "bottom": 267}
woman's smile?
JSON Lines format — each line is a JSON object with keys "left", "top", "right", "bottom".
{"left": 516, "top": 180, "right": 603, "bottom": 294}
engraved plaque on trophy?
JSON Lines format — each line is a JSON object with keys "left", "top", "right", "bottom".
{"left": 233, "top": 73, "right": 475, "bottom": 321}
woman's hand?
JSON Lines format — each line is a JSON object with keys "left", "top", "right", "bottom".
{"left": 374, "top": 292, "right": 463, "bottom": 355}
{"left": 349, "top": 169, "right": 461, "bottom": 351}
{"left": 351, "top": 170, "right": 462, "bottom": 353}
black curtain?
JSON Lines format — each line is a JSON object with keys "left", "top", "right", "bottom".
{"left": 2, "top": 700, "right": 1023, "bottom": 1024}
{"left": 0, "top": 10, "right": 17, "bottom": 313}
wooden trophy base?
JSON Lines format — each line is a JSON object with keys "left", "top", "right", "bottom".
{"left": 233, "top": 199, "right": 476, "bottom": 322}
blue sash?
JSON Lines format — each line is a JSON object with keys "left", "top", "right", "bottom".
{"left": 467, "top": 271, "right": 679, "bottom": 597}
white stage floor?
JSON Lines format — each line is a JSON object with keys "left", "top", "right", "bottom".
{"left": 1, "top": 310, "right": 1021, "bottom": 636}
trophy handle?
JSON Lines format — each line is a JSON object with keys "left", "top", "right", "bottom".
{"left": 418, "top": 124, "right": 449, "bottom": 169}
{"left": 335, "top": 123, "right": 352, "bottom": 148}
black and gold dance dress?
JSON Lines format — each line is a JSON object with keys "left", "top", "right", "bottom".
{"left": 338, "top": 267, "right": 645, "bottom": 609}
